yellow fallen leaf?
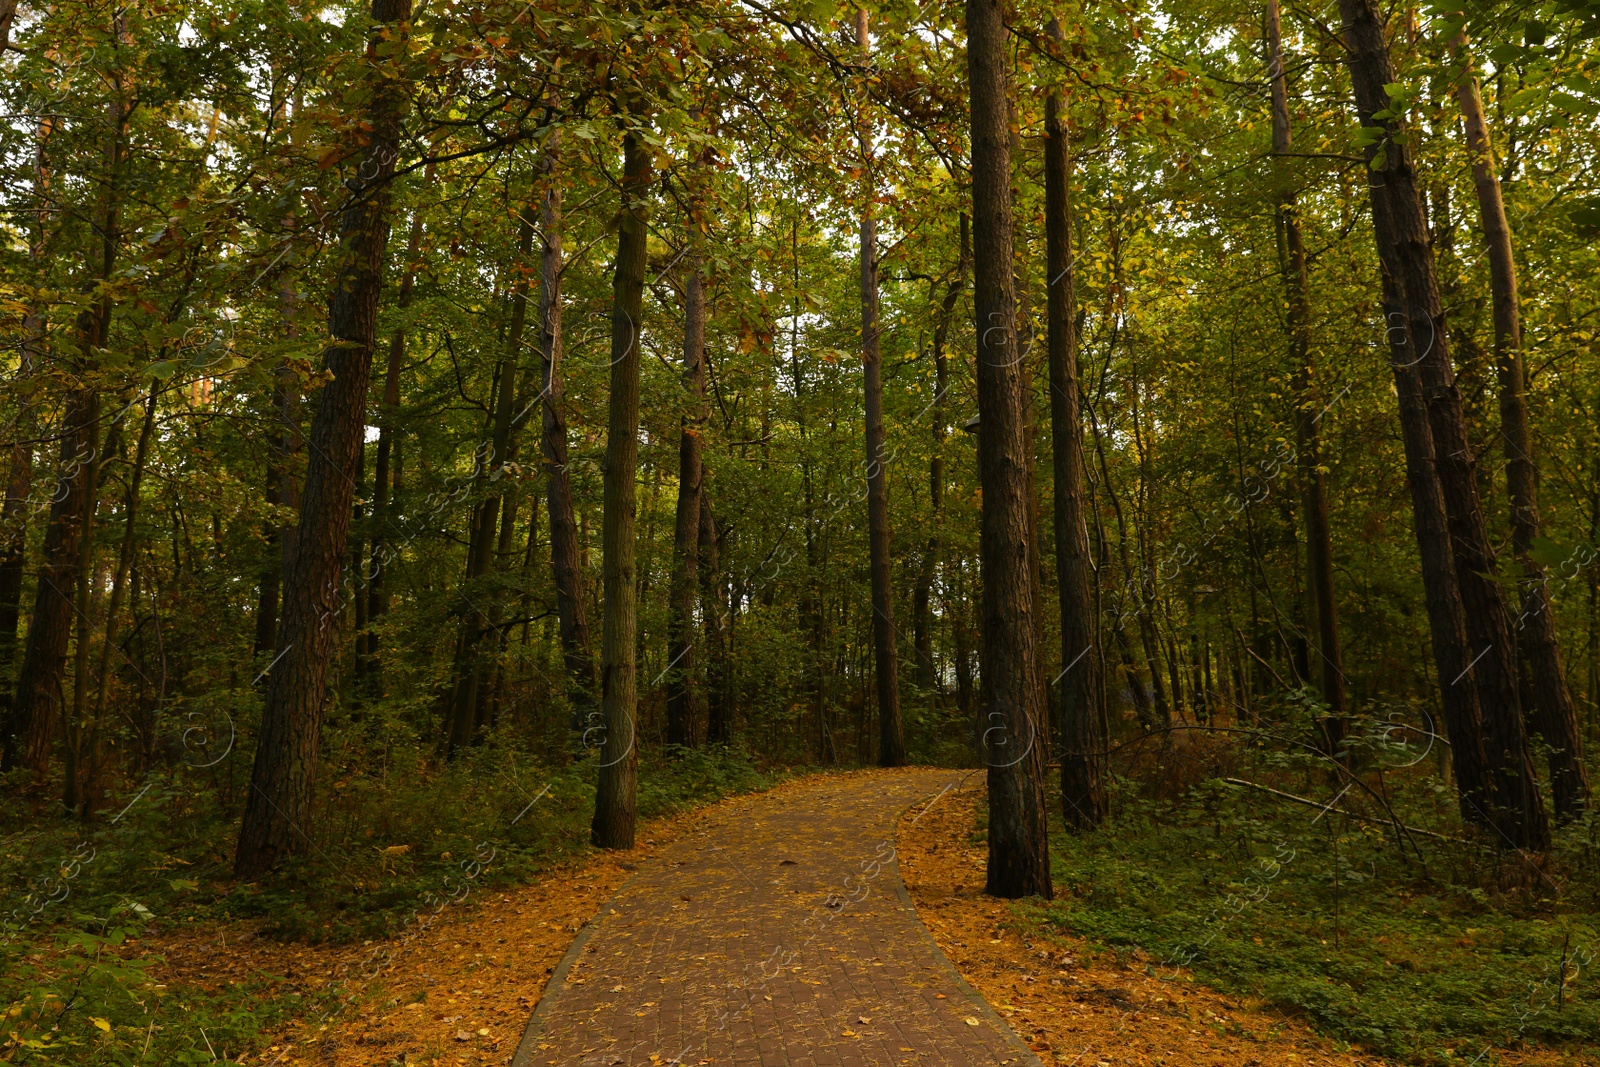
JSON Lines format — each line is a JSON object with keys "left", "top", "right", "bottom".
{"left": 91, "top": 1017, "right": 111, "bottom": 1033}
{"left": 964, "top": 1017, "right": 980, "bottom": 1026}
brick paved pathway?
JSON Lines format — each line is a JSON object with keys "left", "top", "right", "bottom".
{"left": 510, "top": 768, "right": 1042, "bottom": 1067}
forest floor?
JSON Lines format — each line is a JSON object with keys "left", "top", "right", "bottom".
{"left": 28, "top": 763, "right": 1593, "bottom": 1066}
{"left": 896, "top": 776, "right": 1591, "bottom": 1067}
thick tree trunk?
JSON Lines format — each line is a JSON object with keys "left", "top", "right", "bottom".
{"left": 1267, "top": 0, "right": 1345, "bottom": 753}
{"left": 13, "top": 389, "right": 95, "bottom": 780}
{"left": 856, "top": 8, "right": 905, "bottom": 767}
{"left": 1340, "top": 0, "right": 1547, "bottom": 849}
{"left": 234, "top": 0, "right": 410, "bottom": 878}
{"left": 1044, "top": 35, "right": 1106, "bottom": 831}
{"left": 591, "top": 126, "right": 651, "bottom": 850}
{"left": 537, "top": 139, "right": 596, "bottom": 723}
{"left": 1451, "top": 26, "right": 1590, "bottom": 820}
{"left": 666, "top": 264, "right": 706, "bottom": 750}
{"left": 968, "top": 0, "right": 1052, "bottom": 900}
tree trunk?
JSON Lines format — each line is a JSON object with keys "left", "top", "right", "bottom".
{"left": 1267, "top": 0, "right": 1345, "bottom": 753}
{"left": 913, "top": 218, "right": 966, "bottom": 694}
{"left": 1451, "top": 25, "right": 1590, "bottom": 821}
{"left": 448, "top": 211, "right": 534, "bottom": 754}
{"left": 234, "top": 0, "right": 411, "bottom": 878}
{"left": 0, "top": 354, "right": 37, "bottom": 773}
{"left": 967, "top": 0, "right": 1052, "bottom": 900}
{"left": 666, "top": 261, "right": 706, "bottom": 750}
{"left": 537, "top": 134, "right": 596, "bottom": 723}
{"left": 1340, "top": 0, "right": 1547, "bottom": 849}
{"left": 700, "top": 503, "right": 730, "bottom": 744}
{"left": 14, "top": 67, "right": 125, "bottom": 783}
{"left": 79, "top": 383, "right": 159, "bottom": 814}
{"left": 856, "top": 7, "right": 906, "bottom": 768}
{"left": 367, "top": 167, "right": 429, "bottom": 693}
{"left": 1044, "top": 33, "right": 1106, "bottom": 831}
{"left": 591, "top": 125, "right": 651, "bottom": 850}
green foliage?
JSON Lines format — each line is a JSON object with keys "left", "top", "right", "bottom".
{"left": 1027, "top": 763, "right": 1600, "bottom": 1064}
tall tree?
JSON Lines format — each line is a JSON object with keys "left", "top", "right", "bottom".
{"left": 968, "top": 0, "right": 1052, "bottom": 899}
{"left": 1449, "top": 19, "right": 1590, "bottom": 821}
{"left": 856, "top": 6, "right": 905, "bottom": 767}
{"left": 12, "top": 28, "right": 129, "bottom": 780}
{"left": 913, "top": 216, "right": 966, "bottom": 695}
{"left": 366, "top": 165, "right": 431, "bottom": 692}
{"left": 666, "top": 243, "right": 707, "bottom": 750}
{"left": 1045, "top": 21, "right": 1106, "bottom": 831}
{"left": 234, "top": 0, "right": 412, "bottom": 877}
{"left": 591, "top": 122, "right": 652, "bottom": 850}
{"left": 537, "top": 131, "right": 596, "bottom": 722}
{"left": 1339, "top": 0, "right": 1548, "bottom": 850}
{"left": 1266, "top": 0, "right": 1345, "bottom": 750}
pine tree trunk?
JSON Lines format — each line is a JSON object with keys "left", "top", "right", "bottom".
{"left": 591, "top": 126, "right": 651, "bottom": 850}
{"left": 234, "top": 0, "right": 411, "bottom": 878}
{"left": 537, "top": 136, "right": 596, "bottom": 723}
{"left": 1267, "top": 0, "right": 1345, "bottom": 753}
{"left": 1340, "top": 0, "right": 1547, "bottom": 848}
{"left": 968, "top": 0, "right": 1052, "bottom": 899}
{"left": 1451, "top": 26, "right": 1590, "bottom": 821}
{"left": 1044, "top": 34, "right": 1107, "bottom": 831}
{"left": 666, "top": 264, "right": 706, "bottom": 750}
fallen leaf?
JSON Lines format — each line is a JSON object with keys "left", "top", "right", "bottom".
{"left": 965, "top": 1017, "right": 980, "bottom": 1026}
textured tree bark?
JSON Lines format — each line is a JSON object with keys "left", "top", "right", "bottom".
{"left": 591, "top": 126, "right": 651, "bottom": 850}
{"left": 856, "top": 7, "right": 905, "bottom": 767}
{"left": 666, "top": 263, "right": 706, "bottom": 750}
{"left": 537, "top": 135, "right": 596, "bottom": 723}
{"left": 234, "top": 0, "right": 411, "bottom": 878}
{"left": 1340, "top": 0, "right": 1546, "bottom": 848}
{"left": 968, "top": 0, "right": 1052, "bottom": 899}
{"left": 13, "top": 387, "right": 95, "bottom": 780}
{"left": 1451, "top": 25, "right": 1590, "bottom": 821}
{"left": 1044, "top": 31, "right": 1106, "bottom": 831}
{"left": 1267, "top": 0, "right": 1345, "bottom": 755}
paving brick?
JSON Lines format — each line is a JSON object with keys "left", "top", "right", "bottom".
{"left": 510, "top": 769, "right": 1043, "bottom": 1066}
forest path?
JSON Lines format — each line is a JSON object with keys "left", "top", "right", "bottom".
{"left": 510, "top": 766, "right": 1042, "bottom": 1067}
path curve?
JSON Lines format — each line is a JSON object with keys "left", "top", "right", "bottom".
{"left": 511, "top": 767, "right": 1043, "bottom": 1066}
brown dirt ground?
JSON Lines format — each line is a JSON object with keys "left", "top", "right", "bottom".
{"left": 894, "top": 775, "right": 1585, "bottom": 1067}
{"left": 139, "top": 772, "right": 851, "bottom": 1066}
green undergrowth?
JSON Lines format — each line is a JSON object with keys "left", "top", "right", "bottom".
{"left": 0, "top": 743, "right": 807, "bottom": 1064}
{"left": 1006, "top": 748, "right": 1600, "bottom": 1066}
